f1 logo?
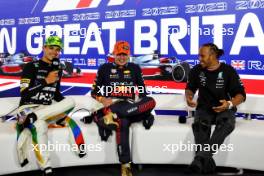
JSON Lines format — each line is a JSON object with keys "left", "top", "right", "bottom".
{"left": 43, "top": 0, "right": 126, "bottom": 12}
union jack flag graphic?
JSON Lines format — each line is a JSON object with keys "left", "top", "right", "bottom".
{"left": 87, "top": 58, "right": 97, "bottom": 66}
{"left": 231, "top": 60, "right": 245, "bottom": 70}
{"left": 42, "top": 0, "right": 126, "bottom": 12}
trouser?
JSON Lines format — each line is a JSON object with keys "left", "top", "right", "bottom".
{"left": 191, "top": 108, "right": 235, "bottom": 171}
{"left": 16, "top": 97, "right": 84, "bottom": 170}
{"left": 111, "top": 96, "right": 156, "bottom": 163}
{"left": 93, "top": 96, "right": 156, "bottom": 163}
{"left": 109, "top": 96, "right": 156, "bottom": 118}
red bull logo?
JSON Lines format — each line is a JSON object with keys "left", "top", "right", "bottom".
{"left": 42, "top": 0, "right": 126, "bottom": 12}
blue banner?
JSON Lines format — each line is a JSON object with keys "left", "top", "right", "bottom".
{"left": 0, "top": 0, "right": 263, "bottom": 75}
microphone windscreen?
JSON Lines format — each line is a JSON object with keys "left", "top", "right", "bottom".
{"left": 51, "top": 58, "right": 60, "bottom": 71}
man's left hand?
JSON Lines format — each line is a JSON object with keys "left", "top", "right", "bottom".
{"left": 212, "top": 99, "right": 229, "bottom": 113}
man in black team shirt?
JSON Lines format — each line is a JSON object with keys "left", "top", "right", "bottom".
{"left": 185, "top": 43, "right": 246, "bottom": 174}
{"left": 90, "top": 41, "right": 156, "bottom": 176}
{"left": 16, "top": 36, "right": 83, "bottom": 176}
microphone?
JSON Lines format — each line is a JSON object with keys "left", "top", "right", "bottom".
{"left": 50, "top": 58, "right": 61, "bottom": 84}
{"left": 51, "top": 58, "right": 61, "bottom": 71}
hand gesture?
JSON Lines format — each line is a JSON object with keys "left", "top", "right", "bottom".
{"left": 212, "top": 99, "right": 229, "bottom": 113}
{"left": 186, "top": 95, "right": 197, "bottom": 108}
{"left": 101, "top": 97, "right": 113, "bottom": 107}
{"left": 45, "top": 71, "right": 59, "bottom": 84}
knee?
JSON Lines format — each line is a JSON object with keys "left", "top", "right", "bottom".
{"left": 192, "top": 119, "right": 211, "bottom": 132}
{"left": 216, "top": 118, "right": 235, "bottom": 133}
{"left": 143, "top": 96, "right": 155, "bottom": 102}
{"left": 61, "top": 97, "right": 76, "bottom": 110}
{"left": 138, "top": 97, "right": 156, "bottom": 114}
{"left": 143, "top": 96, "right": 156, "bottom": 109}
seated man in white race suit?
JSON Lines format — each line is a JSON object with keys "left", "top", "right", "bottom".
{"left": 16, "top": 36, "right": 86, "bottom": 176}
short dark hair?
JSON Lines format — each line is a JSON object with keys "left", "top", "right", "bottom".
{"left": 202, "top": 43, "right": 224, "bottom": 58}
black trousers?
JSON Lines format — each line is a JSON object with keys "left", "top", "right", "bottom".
{"left": 109, "top": 96, "right": 156, "bottom": 163}
{"left": 192, "top": 108, "right": 236, "bottom": 158}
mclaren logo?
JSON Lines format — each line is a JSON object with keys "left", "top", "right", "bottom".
{"left": 43, "top": 0, "right": 126, "bottom": 12}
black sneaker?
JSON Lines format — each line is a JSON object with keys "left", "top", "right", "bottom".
{"left": 142, "top": 114, "right": 154, "bottom": 130}
{"left": 20, "top": 159, "right": 29, "bottom": 167}
{"left": 187, "top": 156, "right": 203, "bottom": 174}
{"left": 203, "top": 156, "right": 216, "bottom": 174}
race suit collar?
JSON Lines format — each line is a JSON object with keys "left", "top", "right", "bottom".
{"left": 112, "top": 62, "right": 128, "bottom": 69}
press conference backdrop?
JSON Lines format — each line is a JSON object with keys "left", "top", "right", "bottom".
{"left": 0, "top": 0, "right": 264, "bottom": 97}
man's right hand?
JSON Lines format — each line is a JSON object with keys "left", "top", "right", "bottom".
{"left": 185, "top": 89, "right": 197, "bottom": 108}
{"left": 101, "top": 97, "right": 113, "bottom": 107}
{"left": 186, "top": 96, "right": 197, "bottom": 108}
{"left": 45, "top": 71, "right": 59, "bottom": 84}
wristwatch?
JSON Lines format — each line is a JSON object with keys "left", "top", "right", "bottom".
{"left": 227, "top": 101, "right": 233, "bottom": 109}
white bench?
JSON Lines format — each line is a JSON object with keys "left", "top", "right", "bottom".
{"left": 0, "top": 94, "right": 264, "bottom": 175}
{"left": 0, "top": 121, "right": 125, "bottom": 175}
